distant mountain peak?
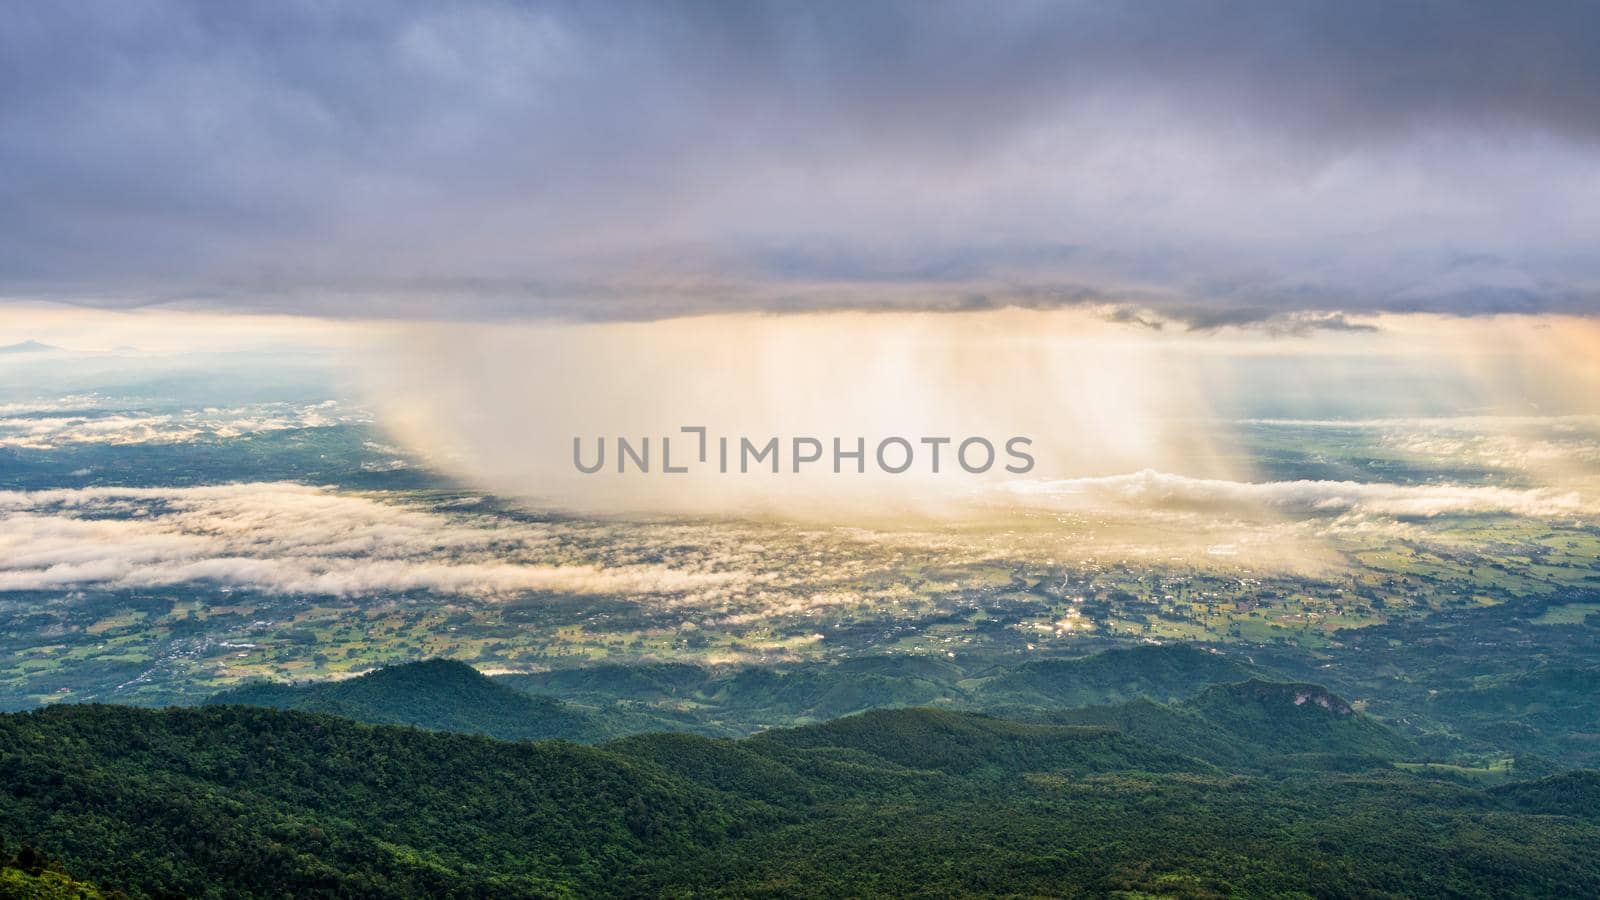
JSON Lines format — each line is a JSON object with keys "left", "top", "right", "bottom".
{"left": 364, "top": 657, "right": 486, "bottom": 679}
{"left": 207, "top": 657, "right": 606, "bottom": 742}
{"left": 1205, "top": 679, "right": 1355, "bottom": 716}
{"left": 0, "top": 339, "right": 62, "bottom": 354}
{"left": 1182, "top": 678, "right": 1414, "bottom": 760}
{"left": 976, "top": 642, "right": 1258, "bottom": 707}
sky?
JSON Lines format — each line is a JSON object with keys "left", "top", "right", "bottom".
{"left": 3, "top": 1, "right": 1600, "bottom": 327}
{"left": 5, "top": 2, "right": 1600, "bottom": 522}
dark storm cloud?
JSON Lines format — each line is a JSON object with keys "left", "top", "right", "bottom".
{"left": 3, "top": 0, "right": 1599, "bottom": 321}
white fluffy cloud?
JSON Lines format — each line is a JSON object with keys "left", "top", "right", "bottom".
{"left": 0, "top": 483, "right": 750, "bottom": 598}
{"left": 0, "top": 469, "right": 1585, "bottom": 605}
{"left": 997, "top": 469, "right": 1585, "bottom": 520}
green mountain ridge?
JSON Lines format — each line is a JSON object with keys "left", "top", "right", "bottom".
{"left": 1489, "top": 770, "right": 1600, "bottom": 819}
{"left": 205, "top": 652, "right": 1420, "bottom": 773}
{"left": 1042, "top": 697, "right": 1262, "bottom": 769}
{"left": 972, "top": 643, "right": 1261, "bottom": 707}
{"left": 1187, "top": 678, "right": 1420, "bottom": 759}
{"left": 749, "top": 706, "right": 1212, "bottom": 777}
{"left": 207, "top": 658, "right": 615, "bottom": 742}
{"left": 490, "top": 643, "right": 1266, "bottom": 734}
{"left": 213, "top": 644, "right": 1271, "bottom": 742}
{"left": 2, "top": 700, "right": 1597, "bottom": 897}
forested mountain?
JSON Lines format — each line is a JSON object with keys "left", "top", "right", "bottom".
{"left": 1185, "top": 679, "right": 1419, "bottom": 760}
{"left": 0, "top": 842, "right": 114, "bottom": 899}
{"left": 210, "top": 646, "right": 1271, "bottom": 742}
{"left": 748, "top": 707, "right": 1209, "bottom": 777}
{"left": 488, "top": 644, "right": 1264, "bottom": 736}
{"left": 224, "top": 637, "right": 1592, "bottom": 777}
{"left": 209, "top": 657, "right": 1418, "bottom": 772}
{"left": 970, "top": 643, "right": 1260, "bottom": 707}
{"left": 0, "top": 704, "right": 733, "bottom": 897}
{"left": 3, "top": 683, "right": 1599, "bottom": 897}
{"left": 207, "top": 658, "right": 617, "bottom": 742}
{"left": 497, "top": 655, "right": 966, "bottom": 733}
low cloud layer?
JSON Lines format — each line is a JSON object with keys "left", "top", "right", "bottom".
{"left": 999, "top": 470, "right": 1586, "bottom": 520}
{"left": 0, "top": 467, "right": 1584, "bottom": 604}
{"left": 4, "top": 2, "right": 1600, "bottom": 322}
{"left": 0, "top": 483, "right": 749, "bottom": 598}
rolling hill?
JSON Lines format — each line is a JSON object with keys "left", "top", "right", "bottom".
{"left": 490, "top": 643, "right": 1265, "bottom": 734}
{"left": 207, "top": 658, "right": 616, "bottom": 741}
{"left": 1187, "top": 679, "right": 1419, "bottom": 759}
{"left": 1, "top": 700, "right": 1596, "bottom": 897}
{"left": 972, "top": 643, "right": 1262, "bottom": 708}
{"left": 749, "top": 706, "right": 1210, "bottom": 776}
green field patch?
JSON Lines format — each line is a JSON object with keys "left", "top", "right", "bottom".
{"left": 1531, "top": 602, "right": 1600, "bottom": 625}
